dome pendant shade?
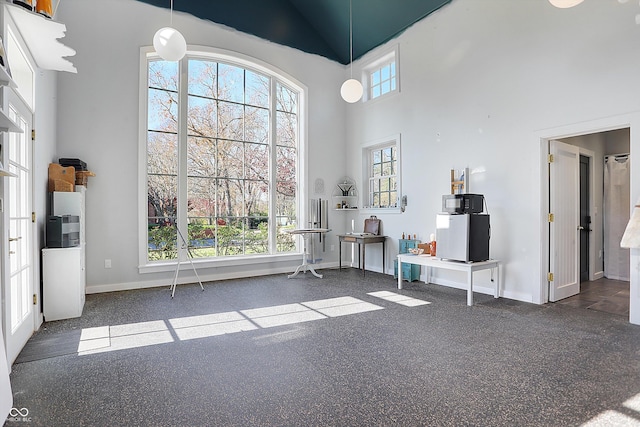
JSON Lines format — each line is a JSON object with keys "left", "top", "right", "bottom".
{"left": 153, "top": 27, "right": 187, "bottom": 61}
{"left": 548, "top": 0, "right": 584, "bottom": 8}
{"left": 341, "top": 78, "right": 363, "bottom": 103}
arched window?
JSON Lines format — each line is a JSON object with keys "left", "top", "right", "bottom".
{"left": 140, "top": 49, "right": 303, "bottom": 268}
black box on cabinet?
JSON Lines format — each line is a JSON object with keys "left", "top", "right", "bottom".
{"left": 46, "top": 215, "right": 80, "bottom": 248}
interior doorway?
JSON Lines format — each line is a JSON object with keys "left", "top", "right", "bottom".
{"left": 549, "top": 128, "right": 630, "bottom": 315}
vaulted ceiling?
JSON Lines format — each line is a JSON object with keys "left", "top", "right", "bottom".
{"left": 137, "top": 0, "right": 452, "bottom": 65}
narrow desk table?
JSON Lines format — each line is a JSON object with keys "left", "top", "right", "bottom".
{"left": 286, "top": 228, "right": 330, "bottom": 278}
{"left": 338, "top": 234, "right": 386, "bottom": 276}
{"left": 397, "top": 254, "right": 500, "bottom": 306}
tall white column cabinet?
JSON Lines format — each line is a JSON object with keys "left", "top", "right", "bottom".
{"left": 42, "top": 187, "right": 86, "bottom": 321}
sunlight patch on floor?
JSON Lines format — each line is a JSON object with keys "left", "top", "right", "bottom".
{"left": 241, "top": 303, "right": 327, "bottom": 328}
{"left": 78, "top": 321, "right": 173, "bottom": 355}
{"left": 368, "top": 290, "right": 431, "bottom": 307}
{"left": 581, "top": 392, "right": 640, "bottom": 426}
{"left": 624, "top": 393, "right": 640, "bottom": 412}
{"left": 302, "top": 296, "right": 384, "bottom": 317}
{"left": 581, "top": 410, "right": 640, "bottom": 426}
{"left": 169, "top": 311, "right": 258, "bottom": 340}
{"left": 77, "top": 296, "right": 385, "bottom": 356}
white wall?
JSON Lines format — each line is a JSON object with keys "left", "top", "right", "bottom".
{"left": 34, "top": 69, "right": 58, "bottom": 324}
{"left": 54, "top": 0, "right": 640, "bottom": 324}
{"left": 343, "top": 0, "right": 640, "bottom": 312}
{"left": 55, "top": 0, "right": 348, "bottom": 291}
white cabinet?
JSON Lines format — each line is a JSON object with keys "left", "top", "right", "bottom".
{"left": 42, "top": 247, "right": 85, "bottom": 321}
{"left": 43, "top": 188, "right": 86, "bottom": 321}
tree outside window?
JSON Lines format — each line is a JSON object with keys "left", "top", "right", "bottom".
{"left": 368, "top": 144, "right": 397, "bottom": 208}
{"left": 146, "top": 57, "right": 299, "bottom": 261}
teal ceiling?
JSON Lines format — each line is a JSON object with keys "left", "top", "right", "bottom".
{"left": 138, "top": 0, "right": 452, "bottom": 65}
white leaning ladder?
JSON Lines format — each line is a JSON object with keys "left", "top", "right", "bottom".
{"left": 170, "top": 226, "right": 205, "bottom": 298}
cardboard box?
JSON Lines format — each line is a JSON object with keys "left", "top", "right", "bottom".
{"left": 48, "top": 163, "right": 75, "bottom": 192}
{"left": 75, "top": 170, "right": 95, "bottom": 187}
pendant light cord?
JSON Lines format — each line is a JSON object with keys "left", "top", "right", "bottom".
{"left": 53, "top": 0, "right": 61, "bottom": 18}
{"left": 349, "top": 0, "right": 353, "bottom": 78}
{"left": 170, "top": 0, "right": 174, "bottom": 26}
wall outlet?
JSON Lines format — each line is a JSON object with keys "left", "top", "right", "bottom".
{"left": 104, "top": 259, "right": 112, "bottom": 269}
{"left": 330, "top": 245, "right": 335, "bottom": 251}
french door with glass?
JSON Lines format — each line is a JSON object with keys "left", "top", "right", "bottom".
{"left": 3, "top": 89, "right": 34, "bottom": 364}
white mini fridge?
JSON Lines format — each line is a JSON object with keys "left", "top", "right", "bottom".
{"left": 436, "top": 213, "right": 490, "bottom": 262}
{"left": 43, "top": 247, "right": 85, "bottom": 321}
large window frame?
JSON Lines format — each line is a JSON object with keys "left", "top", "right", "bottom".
{"left": 138, "top": 46, "right": 308, "bottom": 273}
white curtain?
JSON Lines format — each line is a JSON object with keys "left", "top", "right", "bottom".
{"left": 604, "top": 155, "right": 630, "bottom": 281}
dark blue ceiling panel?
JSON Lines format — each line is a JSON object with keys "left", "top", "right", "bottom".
{"left": 138, "top": 0, "right": 452, "bottom": 64}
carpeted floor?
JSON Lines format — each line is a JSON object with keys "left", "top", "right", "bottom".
{"left": 6, "top": 268, "right": 640, "bottom": 426}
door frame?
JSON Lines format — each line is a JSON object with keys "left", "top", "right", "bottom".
{"left": 537, "top": 113, "right": 637, "bottom": 323}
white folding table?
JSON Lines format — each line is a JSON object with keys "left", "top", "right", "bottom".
{"left": 397, "top": 254, "right": 500, "bottom": 306}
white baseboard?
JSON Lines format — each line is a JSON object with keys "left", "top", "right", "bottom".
{"left": 601, "top": 274, "right": 630, "bottom": 282}
{"left": 408, "top": 275, "right": 534, "bottom": 303}
{"left": 86, "top": 261, "right": 341, "bottom": 294}
{"left": 87, "top": 261, "right": 537, "bottom": 305}
{"left": 423, "top": 276, "right": 495, "bottom": 297}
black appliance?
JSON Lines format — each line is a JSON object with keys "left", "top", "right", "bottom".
{"left": 46, "top": 215, "right": 80, "bottom": 248}
{"left": 58, "top": 158, "right": 87, "bottom": 171}
{"left": 442, "top": 193, "right": 485, "bottom": 214}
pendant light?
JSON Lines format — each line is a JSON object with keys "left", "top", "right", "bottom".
{"left": 340, "top": 0, "right": 363, "bottom": 103}
{"left": 548, "top": 0, "right": 584, "bottom": 8}
{"left": 153, "top": 0, "right": 187, "bottom": 62}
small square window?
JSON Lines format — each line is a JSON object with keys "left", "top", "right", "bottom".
{"left": 381, "top": 65, "right": 390, "bottom": 81}
{"left": 372, "top": 70, "right": 380, "bottom": 86}
{"left": 364, "top": 47, "right": 399, "bottom": 101}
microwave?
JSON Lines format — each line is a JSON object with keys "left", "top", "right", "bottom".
{"left": 442, "top": 194, "right": 484, "bottom": 214}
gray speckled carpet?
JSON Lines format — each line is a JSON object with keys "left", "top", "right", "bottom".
{"left": 6, "top": 268, "right": 640, "bottom": 427}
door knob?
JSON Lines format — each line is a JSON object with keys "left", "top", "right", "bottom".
{"left": 9, "top": 251, "right": 15, "bottom": 255}
{"left": 9, "top": 236, "right": 21, "bottom": 242}
{"left": 577, "top": 226, "right": 584, "bottom": 230}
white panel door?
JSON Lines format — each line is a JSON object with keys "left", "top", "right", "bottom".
{"left": 3, "top": 93, "right": 34, "bottom": 364}
{"left": 549, "top": 140, "right": 580, "bottom": 302}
